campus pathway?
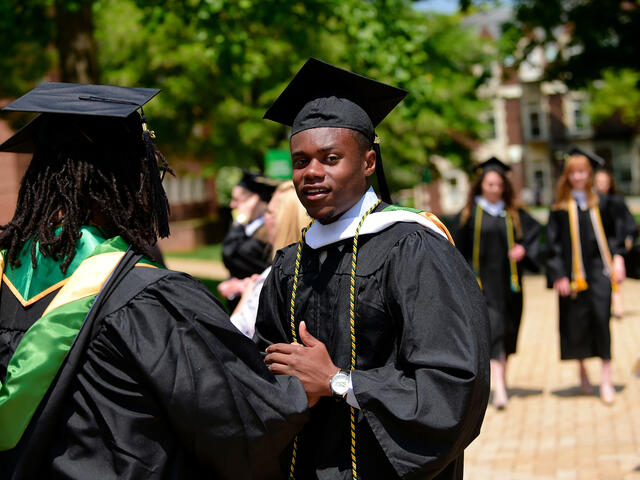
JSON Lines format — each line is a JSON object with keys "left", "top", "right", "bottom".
{"left": 165, "top": 258, "right": 640, "bottom": 479}
{"left": 165, "top": 257, "right": 229, "bottom": 280}
{"left": 465, "top": 275, "right": 640, "bottom": 480}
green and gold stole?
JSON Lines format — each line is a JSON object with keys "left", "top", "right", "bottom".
{"left": 472, "top": 203, "right": 521, "bottom": 293}
{"left": 0, "top": 228, "right": 154, "bottom": 450}
{"left": 567, "top": 197, "right": 616, "bottom": 294}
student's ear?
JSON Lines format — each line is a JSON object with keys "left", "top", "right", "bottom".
{"left": 364, "top": 148, "right": 376, "bottom": 178}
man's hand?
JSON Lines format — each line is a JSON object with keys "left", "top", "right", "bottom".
{"left": 553, "top": 276, "right": 572, "bottom": 297}
{"left": 265, "top": 321, "right": 340, "bottom": 407}
{"left": 613, "top": 254, "right": 626, "bottom": 284}
{"left": 507, "top": 243, "right": 526, "bottom": 262}
{"left": 235, "top": 193, "right": 264, "bottom": 225}
{"left": 217, "top": 276, "right": 254, "bottom": 299}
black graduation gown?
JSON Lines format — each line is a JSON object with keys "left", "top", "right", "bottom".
{"left": 255, "top": 213, "right": 491, "bottom": 480}
{"left": 222, "top": 221, "right": 272, "bottom": 279}
{"left": 0, "top": 265, "right": 308, "bottom": 480}
{"left": 545, "top": 195, "right": 626, "bottom": 360}
{"left": 453, "top": 207, "right": 541, "bottom": 359}
{"left": 606, "top": 193, "right": 640, "bottom": 277}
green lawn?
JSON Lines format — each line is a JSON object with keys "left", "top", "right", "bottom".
{"left": 165, "top": 243, "right": 222, "bottom": 262}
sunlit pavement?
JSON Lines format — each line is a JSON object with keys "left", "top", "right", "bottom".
{"left": 465, "top": 275, "right": 640, "bottom": 480}
{"left": 165, "top": 258, "right": 229, "bottom": 280}
{"left": 165, "top": 259, "right": 640, "bottom": 479}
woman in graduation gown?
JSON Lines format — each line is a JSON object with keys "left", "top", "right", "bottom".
{"left": 546, "top": 150, "right": 626, "bottom": 404}
{"left": 0, "top": 83, "right": 307, "bottom": 479}
{"left": 593, "top": 168, "right": 639, "bottom": 317}
{"left": 454, "top": 158, "right": 541, "bottom": 409}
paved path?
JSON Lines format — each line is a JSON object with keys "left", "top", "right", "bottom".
{"left": 465, "top": 275, "right": 640, "bottom": 480}
{"left": 164, "top": 258, "right": 640, "bottom": 479}
{"left": 165, "top": 257, "right": 229, "bottom": 280}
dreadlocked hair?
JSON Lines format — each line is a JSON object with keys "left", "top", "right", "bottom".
{"left": 0, "top": 136, "right": 172, "bottom": 274}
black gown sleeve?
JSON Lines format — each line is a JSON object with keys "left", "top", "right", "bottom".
{"left": 607, "top": 194, "right": 637, "bottom": 252}
{"left": 351, "top": 231, "right": 490, "bottom": 479}
{"left": 253, "top": 250, "right": 291, "bottom": 348}
{"left": 545, "top": 209, "right": 569, "bottom": 287}
{"left": 99, "top": 273, "right": 308, "bottom": 479}
{"left": 222, "top": 223, "right": 271, "bottom": 278}
{"left": 452, "top": 211, "right": 473, "bottom": 262}
{"left": 518, "top": 209, "right": 542, "bottom": 272}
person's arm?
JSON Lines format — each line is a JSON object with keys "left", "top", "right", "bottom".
{"left": 452, "top": 210, "right": 472, "bottom": 263}
{"left": 348, "top": 230, "right": 490, "bottom": 478}
{"left": 254, "top": 252, "right": 292, "bottom": 349}
{"left": 545, "top": 209, "right": 570, "bottom": 289}
{"left": 111, "top": 273, "right": 307, "bottom": 480}
{"left": 222, "top": 223, "right": 249, "bottom": 268}
{"left": 230, "top": 272, "right": 265, "bottom": 338}
{"left": 264, "top": 231, "right": 491, "bottom": 478}
{"left": 516, "top": 209, "right": 542, "bottom": 271}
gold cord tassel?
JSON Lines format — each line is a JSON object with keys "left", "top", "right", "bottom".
{"left": 288, "top": 200, "right": 381, "bottom": 480}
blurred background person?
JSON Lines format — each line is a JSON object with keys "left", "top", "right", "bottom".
{"left": 454, "top": 157, "right": 541, "bottom": 410}
{"left": 219, "top": 171, "right": 277, "bottom": 307}
{"left": 546, "top": 149, "right": 627, "bottom": 404}
{"left": 230, "top": 181, "right": 310, "bottom": 338}
{"left": 593, "top": 168, "right": 639, "bottom": 318}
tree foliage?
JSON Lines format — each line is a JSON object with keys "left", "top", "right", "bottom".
{"left": 2, "top": 0, "right": 493, "bottom": 189}
{"left": 497, "top": 0, "right": 640, "bottom": 128}
{"left": 502, "top": 0, "right": 640, "bottom": 88}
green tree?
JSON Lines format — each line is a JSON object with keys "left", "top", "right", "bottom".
{"left": 2, "top": 0, "right": 493, "bottom": 190}
{"left": 0, "top": 0, "right": 100, "bottom": 94}
{"left": 496, "top": 0, "right": 640, "bottom": 127}
{"left": 95, "top": 0, "right": 492, "bottom": 188}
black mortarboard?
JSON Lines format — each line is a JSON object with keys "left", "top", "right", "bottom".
{"left": 566, "top": 146, "right": 605, "bottom": 170}
{"left": 474, "top": 156, "right": 511, "bottom": 175}
{"left": 263, "top": 58, "right": 408, "bottom": 203}
{"left": 0, "top": 82, "right": 170, "bottom": 238}
{"left": 237, "top": 170, "right": 279, "bottom": 202}
{"left": 0, "top": 82, "right": 160, "bottom": 153}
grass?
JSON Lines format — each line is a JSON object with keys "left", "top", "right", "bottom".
{"left": 165, "top": 243, "right": 222, "bottom": 262}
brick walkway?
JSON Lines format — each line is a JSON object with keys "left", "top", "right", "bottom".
{"left": 165, "top": 258, "right": 640, "bottom": 479}
{"left": 465, "top": 275, "right": 640, "bottom": 480}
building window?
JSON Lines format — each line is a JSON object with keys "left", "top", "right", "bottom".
{"left": 486, "top": 111, "right": 496, "bottom": 140}
{"left": 534, "top": 170, "right": 544, "bottom": 206}
{"left": 529, "top": 109, "right": 541, "bottom": 138}
{"left": 573, "top": 100, "right": 589, "bottom": 132}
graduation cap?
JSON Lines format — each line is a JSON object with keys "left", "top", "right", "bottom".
{"left": 0, "top": 82, "right": 170, "bottom": 237}
{"left": 474, "top": 156, "right": 511, "bottom": 175}
{"left": 263, "top": 58, "right": 408, "bottom": 203}
{"left": 237, "top": 170, "right": 280, "bottom": 202}
{"left": 566, "top": 146, "right": 605, "bottom": 170}
{"left": 0, "top": 82, "right": 160, "bottom": 153}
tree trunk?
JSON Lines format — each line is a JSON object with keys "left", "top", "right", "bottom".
{"left": 54, "top": 0, "right": 100, "bottom": 84}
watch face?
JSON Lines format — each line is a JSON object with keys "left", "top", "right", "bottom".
{"left": 331, "top": 372, "right": 350, "bottom": 396}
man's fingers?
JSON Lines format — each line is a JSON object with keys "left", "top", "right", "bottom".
{"left": 267, "top": 362, "right": 291, "bottom": 375}
{"left": 299, "top": 321, "right": 319, "bottom": 347}
{"left": 266, "top": 343, "right": 301, "bottom": 354}
{"left": 264, "top": 352, "right": 294, "bottom": 366}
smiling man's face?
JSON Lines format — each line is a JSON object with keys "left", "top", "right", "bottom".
{"left": 290, "top": 127, "right": 376, "bottom": 224}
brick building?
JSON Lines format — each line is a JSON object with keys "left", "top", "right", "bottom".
{"left": 467, "top": 7, "right": 640, "bottom": 205}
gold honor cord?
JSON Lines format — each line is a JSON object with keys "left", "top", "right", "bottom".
{"left": 568, "top": 198, "right": 589, "bottom": 293}
{"left": 505, "top": 213, "right": 521, "bottom": 293}
{"left": 472, "top": 204, "right": 483, "bottom": 289}
{"left": 288, "top": 199, "right": 381, "bottom": 480}
{"left": 592, "top": 205, "right": 618, "bottom": 293}
{"left": 287, "top": 219, "right": 314, "bottom": 479}
{"left": 473, "top": 204, "right": 520, "bottom": 292}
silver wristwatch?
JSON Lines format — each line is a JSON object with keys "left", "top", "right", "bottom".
{"left": 330, "top": 369, "right": 350, "bottom": 399}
